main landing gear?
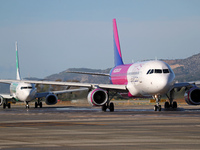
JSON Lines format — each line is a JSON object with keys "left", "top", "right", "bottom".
{"left": 153, "top": 89, "right": 178, "bottom": 111}
{"left": 3, "top": 100, "right": 11, "bottom": 109}
{"left": 102, "top": 102, "right": 114, "bottom": 112}
{"left": 101, "top": 91, "right": 116, "bottom": 112}
{"left": 165, "top": 89, "right": 177, "bottom": 109}
{"left": 35, "top": 98, "right": 42, "bottom": 108}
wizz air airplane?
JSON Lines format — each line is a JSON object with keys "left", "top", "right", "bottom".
{"left": 1, "top": 19, "right": 200, "bottom": 111}
{"left": 0, "top": 42, "right": 87, "bottom": 109}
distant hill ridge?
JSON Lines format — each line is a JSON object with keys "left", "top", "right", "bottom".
{"left": 1, "top": 53, "right": 200, "bottom": 94}
{"left": 46, "top": 53, "right": 200, "bottom": 83}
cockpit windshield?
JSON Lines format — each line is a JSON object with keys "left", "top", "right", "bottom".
{"left": 21, "top": 87, "right": 32, "bottom": 90}
{"left": 146, "top": 69, "right": 171, "bottom": 74}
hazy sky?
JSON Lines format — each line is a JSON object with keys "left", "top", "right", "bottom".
{"left": 0, "top": 0, "right": 200, "bottom": 79}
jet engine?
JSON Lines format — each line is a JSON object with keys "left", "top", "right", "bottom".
{"left": 45, "top": 94, "right": 58, "bottom": 105}
{"left": 0, "top": 96, "right": 3, "bottom": 106}
{"left": 184, "top": 87, "right": 200, "bottom": 105}
{"left": 87, "top": 88, "right": 108, "bottom": 106}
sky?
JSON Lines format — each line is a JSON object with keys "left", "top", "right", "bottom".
{"left": 0, "top": 0, "right": 200, "bottom": 79}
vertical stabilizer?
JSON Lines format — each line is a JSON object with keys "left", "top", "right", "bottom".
{"left": 15, "top": 42, "right": 21, "bottom": 80}
{"left": 113, "top": 18, "right": 124, "bottom": 66}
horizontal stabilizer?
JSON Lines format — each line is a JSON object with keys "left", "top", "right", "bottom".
{"left": 66, "top": 71, "right": 110, "bottom": 76}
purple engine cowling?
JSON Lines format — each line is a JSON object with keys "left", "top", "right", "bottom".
{"left": 184, "top": 86, "right": 200, "bottom": 105}
{"left": 87, "top": 88, "right": 108, "bottom": 106}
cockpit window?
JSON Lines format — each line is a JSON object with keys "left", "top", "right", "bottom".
{"left": 149, "top": 69, "right": 154, "bottom": 74}
{"left": 163, "top": 69, "right": 170, "bottom": 73}
{"left": 146, "top": 70, "right": 151, "bottom": 74}
{"left": 155, "top": 69, "right": 162, "bottom": 73}
{"left": 21, "top": 87, "right": 32, "bottom": 90}
{"left": 147, "top": 69, "right": 170, "bottom": 74}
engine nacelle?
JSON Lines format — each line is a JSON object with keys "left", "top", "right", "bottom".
{"left": 87, "top": 88, "right": 108, "bottom": 106}
{"left": 0, "top": 96, "right": 3, "bottom": 106}
{"left": 184, "top": 87, "right": 200, "bottom": 105}
{"left": 45, "top": 94, "right": 58, "bottom": 105}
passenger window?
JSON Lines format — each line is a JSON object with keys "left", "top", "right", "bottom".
{"left": 155, "top": 69, "right": 162, "bottom": 73}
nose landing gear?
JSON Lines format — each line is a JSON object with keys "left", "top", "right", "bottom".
{"left": 154, "top": 95, "right": 162, "bottom": 111}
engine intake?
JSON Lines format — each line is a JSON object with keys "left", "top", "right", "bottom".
{"left": 184, "top": 87, "right": 200, "bottom": 105}
{"left": 87, "top": 88, "right": 108, "bottom": 106}
{"left": 45, "top": 94, "right": 58, "bottom": 105}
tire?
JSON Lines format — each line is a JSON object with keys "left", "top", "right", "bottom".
{"left": 39, "top": 102, "right": 42, "bottom": 108}
{"left": 8, "top": 103, "right": 11, "bottom": 109}
{"left": 3, "top": 103, "right": 6, "bottom": 109}
{"left": 35, "top": 102, "right": 38, "bottom": 108}
{"left": 158, "top": 105, "right": 161, "bottom": 111}
{"left": 154, "top": 105, "right": 157, "bottom": 111}
{"left": 172, "top": 101, "right": 177, "bottom": 109}
{"left": 102, "top": 104, "right": 107, "bottom": 112}
{"left": 164, "top": 102, "right": 170, "bottom": 109}
{"left": 109, "top": 102, "right": 114, "bottom": 112}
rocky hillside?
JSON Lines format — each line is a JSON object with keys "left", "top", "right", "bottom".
{"left": 163, "top": 53, "right": 200, "bottom": 82}
{"left": 1, "top": 53, "right": 200, "bottom": 93}
{"left": 46, "top": 53, "right": 200, "bottom": 83}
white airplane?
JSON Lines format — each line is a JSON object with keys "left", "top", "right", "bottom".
{"left": 1, "top": 19, "right": 200, "bottom": 111}
{"left": 0, "top": 42, "right": 87, "bottom": 109}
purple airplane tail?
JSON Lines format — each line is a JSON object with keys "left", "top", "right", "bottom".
{"left": 113, "top": 18, "right": 124, "bottom": 66}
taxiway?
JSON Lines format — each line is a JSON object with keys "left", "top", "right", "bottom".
{"left": 0, "top": 103, "right": 200, "bottom": 150}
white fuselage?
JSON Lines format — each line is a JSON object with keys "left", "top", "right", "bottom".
{"left": 10, "top": 82, "right": 37, "bottom": 102}
{"left": 110, "top": 60, "right": 175, "bottom": 97}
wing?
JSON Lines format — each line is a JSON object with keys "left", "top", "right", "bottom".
{"left": 36, "top": 88, "right": 89, "bottom": 98}
{"left": 0, "top": 79, "right": 127, "bottom": 91}
{"left": 0, "top": 94, "right": 13, "bottom": 99}
{"left": 173, "top": 81, "right": 200, "bottom": 89}
{"left": 52, "top": 88, "right": 89, "bottom": 94}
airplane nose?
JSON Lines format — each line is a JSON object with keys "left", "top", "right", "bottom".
{"left": 156, "top": 76, "right": 173, "bottom": 94}
{"left": 20, "top": 89, "right": 36, "bottom": 101}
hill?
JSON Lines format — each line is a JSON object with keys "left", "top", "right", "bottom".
{"left": 46, "top": 53, "right": 200, "bottom": 83}
{"left": 163, "top": 53, "right": 200, "bottom": 82}
{"left": 0, "top": 53, "right": 199, "bottom": 93}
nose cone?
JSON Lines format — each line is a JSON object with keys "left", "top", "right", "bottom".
{"left": 18, "top": 89, "right": 36, "bottom": 101}
{"left": 153, "top": 75, "right": 174, "bottom": 95}
{"left": 146, "top": 74, "right": 174, "bottom": 95}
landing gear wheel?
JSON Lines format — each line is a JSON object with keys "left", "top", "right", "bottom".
{"left": 26, "top": 104, "right": 29, "bottom": 109}
{"left": 172, "top": 101, "right": 177, "bottom": 109}
{"left": 8, "top": 103, "right": 11, "bottom": 109}
{"left": 109, "top": 102, "right": 114, "bottom": 112}
{"left": 102, "top": 104, "right": 107, "bottom": 112}
{"left": 164, "top": 102, "right": 170, "bottom": 109}
{"left": 154, "top": 105, "right": 157, "bottom": 111}
{"left": 39, "top": 102, "right": 42, "bottom": 108}
{"left": 158, "top": 105, "right": 161, "bottom": 111}
{"left": 35, "top": 102, "right": 38, "bottom": 108}
{"left": 3, "top": 103, "right": 6, "bottom": 109}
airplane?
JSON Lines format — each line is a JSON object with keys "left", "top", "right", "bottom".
{"left": 0, "top": 42, "right": 87, "bottom": 109}
{"left": 1, "top": 19, "right": 200, "bottom": 111}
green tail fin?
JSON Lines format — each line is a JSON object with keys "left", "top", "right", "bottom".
{"left": 16, "top": 41, "right": 21, "bottom": 80}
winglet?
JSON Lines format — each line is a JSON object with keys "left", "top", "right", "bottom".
{"left": 113, "top": 18, "right": 124, "bottom": 66}
{"left": 16, "top": 41, "right": 21, "bottom": 80}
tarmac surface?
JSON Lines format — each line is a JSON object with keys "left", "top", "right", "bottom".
{"left": 0, "top": 102, "right": 200, "bottom": 150}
